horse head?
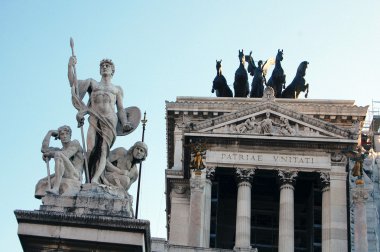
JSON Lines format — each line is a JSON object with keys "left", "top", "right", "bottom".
{"left": 246, "top": 51, "right": 255, "bottom": 76}
{"left": 238, "top": 49, "right": 245, "bottom": 65}
{"left": 216, "top": 60, "right": 222, "bottom": 75}
{"left": 297, "top": 61, "right": 309, "bottom": 77}
{"left": 276, "top": 49, "right": 284, "bottom": 62}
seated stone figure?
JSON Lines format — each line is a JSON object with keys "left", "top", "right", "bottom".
{"left": 35, "top": 126, "right": 84, "bottom": 199}
{"left": 102, "top": 141, "right": 148, "bottom": 193}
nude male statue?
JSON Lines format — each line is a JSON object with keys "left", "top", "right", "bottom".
{"left": 102, "top": 141, "right": 148, "bottom": 192}
{"left": 68, "top": 56, "right": 133, "bottom": 184}
{"left": 35, "top": 125, "right": 84, "bottom": 198}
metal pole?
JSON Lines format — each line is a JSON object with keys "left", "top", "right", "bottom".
{"left": 135, "top": 111, "right": 147, "bottom": 219}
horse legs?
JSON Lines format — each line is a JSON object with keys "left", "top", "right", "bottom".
{"left": 304, "top": 84, "right": 309, "bottom": 98}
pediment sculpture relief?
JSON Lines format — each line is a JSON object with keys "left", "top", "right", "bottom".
{"left": 211, "top": 112, "right": 322, "bottom": 137}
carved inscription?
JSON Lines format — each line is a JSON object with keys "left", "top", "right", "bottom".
{"left": 207, "top": 151, "right": 330, "bottom": 169}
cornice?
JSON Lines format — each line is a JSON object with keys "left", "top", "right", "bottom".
{"left": 14, "top": 210, "right": 150, "bottom": 232}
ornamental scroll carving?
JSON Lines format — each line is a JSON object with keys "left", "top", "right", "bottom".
{"left": 278, "top": 170, "right": 298, "bottom": 185}
{"left": 320, "top": 172, "right": 330, "bottom": 191}
{"left": 171, "top": 183, "right": 189, "bottom": 198}
{"left": 190, "top": 178, "right": 205, "bottom": 190}
{"left": 206, "top": 167, "right": 216, "bottom": 180}
{"left": 331, "top": 152, "right": 347, "bottom": 163}
{"left": 235, "top": 168, "right": 255, "bottom": 183}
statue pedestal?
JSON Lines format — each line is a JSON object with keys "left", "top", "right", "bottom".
{"left": 15, "top": 184, "right": 150, "bottom": 251}
{"left": 40, "top": 183, "right": 134, "bottom": 217}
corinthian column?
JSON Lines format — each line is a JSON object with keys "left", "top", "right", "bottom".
{"left": 188, "top": 168, "right": 215, "bottom": 248}
{"left": 278, "top": 170, "right": 298, "bottom": 252}
{"left": 352, "top": 185, "right": 369, "bottom": 252}
{"left": 320, "top": 172, "right": 330, "bottom": 252}
{"left": 234, "top": 168, "right": 255, "bottom": 251}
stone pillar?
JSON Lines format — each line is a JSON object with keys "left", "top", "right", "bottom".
{"left": 278, "top": 170, "right": 298, "bottom": 252}
{"left": 168, "top": 181, "right": 190, "bottom": 245}
{"left": 172, "top": 124, "right": 183, "bottom": 170}
{"left": 203, "top": 167, "right": 215, "bottom": 247}
{"left": 352, "top": 185, "right": 369, "bottom": 252}
{"left": 320, "top": 172, "right": 331, "bottom": 252}
{"left": 234, "top": 168, "right": 255, "bottom": 251}
{"left": 329, "top": 171, "right": 348, "bottom": 251}
{"left": 188, "top": 168, "right": 214, "bottom": 248}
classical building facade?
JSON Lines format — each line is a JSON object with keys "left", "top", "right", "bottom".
{"left": 157, "top": 89, "right": 372, "bottom": 252}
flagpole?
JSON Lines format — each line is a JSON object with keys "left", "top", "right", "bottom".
{"left": 135, "top": 111, "right": 147, "bottom": 219}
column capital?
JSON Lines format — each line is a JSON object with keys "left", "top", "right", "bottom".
{"left": 352, "top": 186, "right": 369, "bottom": 204}
{"left": 278, "top": 170, "right": 298, "bottom": 187}
{"left": 190, "top": 176, "right": 206, "bottom": 191}
{"left": 206, "top": 167, "right": 216, "bottom": 180}
{"left": 319, "top": 172, "right": 330, "bottom": 192}
{"left": 170, "top": 181, "right": 190, "bottom": 198}
{"left": 235, "top": 168, "right": 255, "bottom": 184}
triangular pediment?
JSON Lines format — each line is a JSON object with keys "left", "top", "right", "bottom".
{"left": 191, "top": 101, "right": 351, "bottom": 139}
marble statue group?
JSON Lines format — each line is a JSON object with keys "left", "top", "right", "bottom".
{"left": 35, "top": 39, "right": 147, "bottom": 200}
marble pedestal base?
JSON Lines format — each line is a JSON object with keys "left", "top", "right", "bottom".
{"left": 15, "top": 183, "right": 148, "bottom": 251}
{"left": 14, "top": 210, "right": 151, "bottom": 252}
{"left": 40, "top": 183, "right": 134, "bottom": 217}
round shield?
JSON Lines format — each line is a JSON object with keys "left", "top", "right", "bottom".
{"left": 116, "top": 106, "right": 142, "bottom": 136}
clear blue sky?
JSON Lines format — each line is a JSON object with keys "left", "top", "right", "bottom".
{"left": 1, "top": 1, "right": 379, "bottom": 251}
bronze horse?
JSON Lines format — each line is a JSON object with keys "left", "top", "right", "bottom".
{"left": 211, "top": 60, "right": 233, "bottom": 97}
{"left": 281, "top": 61, "right": 309, "bottom": 98}
{"left": 267, "top": 49, "right": 286, "bottom": 98}
{"left": 233, "top": 49, "right": 249, "bottom": 97}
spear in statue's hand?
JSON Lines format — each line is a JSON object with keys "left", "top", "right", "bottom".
{"left": 70, "top": 38, "right": 78, "bottom": 95}
{"left": 69, "top": 37, "right": 90, "bottom": 183}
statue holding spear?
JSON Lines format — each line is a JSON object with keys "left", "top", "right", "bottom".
{"left": 67, "top": 38, "right": 140, "bottom": 185}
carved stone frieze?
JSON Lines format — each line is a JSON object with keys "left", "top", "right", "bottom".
{"left": 278, "top": 170, "right": 298, "bottom": 186}
{"left": 235, "top": 168, "right": 255, "bottom": 183}
{"left": 209, "top": 112, "right": 340, "bottom": 138}
{"left": 190, "top": 101, "right": 357, "bottom": 139}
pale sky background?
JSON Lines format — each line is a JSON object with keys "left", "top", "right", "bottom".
{"left": 1, "top": 1, "right": 379, "bottom": 251}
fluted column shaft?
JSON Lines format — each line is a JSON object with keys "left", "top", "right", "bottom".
{"left": 235, "top": 181, "right": 252, "bottom": 248}
{"left": 320, "top": 172, "right": 330, "bottom": 252}
{"left": 234, "top": 168, "right": 255, "bottom": 251}
{"left": 278, "top": 170, "right": 297, "bottom": 252}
